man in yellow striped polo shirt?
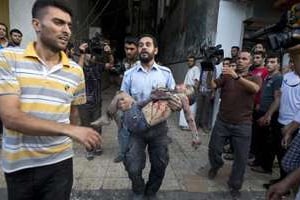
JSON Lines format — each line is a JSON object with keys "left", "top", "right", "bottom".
{"left": 0, "top": 1, "right": 101, "bottom": 200}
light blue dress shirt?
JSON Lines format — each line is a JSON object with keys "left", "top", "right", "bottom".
{"left": 121, "top": 62, "right": 176, "bottom": 102}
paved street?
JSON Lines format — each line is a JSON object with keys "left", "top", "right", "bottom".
{"left": 0, "top": 86, "right": 292, "bottom": 199}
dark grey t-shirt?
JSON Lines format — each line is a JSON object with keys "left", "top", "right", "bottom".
{"left": 259, "top": 73, "right": 283, "bottom": 112}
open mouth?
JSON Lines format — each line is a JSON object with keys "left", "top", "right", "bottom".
{"left": 58, "top": 36, "right": 69, "bottom": 43}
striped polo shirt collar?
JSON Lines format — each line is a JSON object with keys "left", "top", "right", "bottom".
{"left": 24, "top": 42, "right": 71, "bottom": 68}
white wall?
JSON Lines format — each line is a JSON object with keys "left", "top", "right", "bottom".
{"left": 215, "top": 0, "right": 253, "bottom": 57}
{"left": 9, "top": 0, "right": 36, "bottom": 48}
{"left": 212, "top": 0, "right": 253, "bottom": 127}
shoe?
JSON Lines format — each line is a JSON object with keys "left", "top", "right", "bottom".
{"left": 208, "top": 168, "right": 219, "bottom": 180}
{"left": 85, "top": 151, "right": 94, "bottom": 160}
{"left": 132, "top": 193, "right": 145, "bottom": 200}
{"left": 180, "top": 126, "right": 191, "bottom": 131}
{"left": 90, "top": 115, "right": 111, "bottom": 127}
{"left": 94, "top": 147, "right": 103, "bottom": 156}
{"left": 113, "top": 155, "right": 124, "bottom": 163}
{"left": 230, "top": 188, "right": 241, "bottom": 200}
{"left": 251, "top": 166, "right": 272, "bottom": 174}
{"left": 223, "top": 145, "right": 233, "bottom": 154}
{"left": 223, "top": 153, "right": 234, "bottom": 160}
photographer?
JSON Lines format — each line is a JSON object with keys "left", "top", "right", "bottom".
{"left": 208, "top": 51, "right": 261, "bottom": 199}
{"left": 78, "top": 41, "right": 113, "bottom": 160}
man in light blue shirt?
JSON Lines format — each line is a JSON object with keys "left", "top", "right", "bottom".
{"left": 118, "top": 34, "right": 180, "bottom": 200}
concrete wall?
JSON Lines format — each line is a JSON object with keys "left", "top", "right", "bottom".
{"left": 158, "top": 0, "right": 220, "bottom": 82}
{"left": 215, "top": 0, "right": 253, "bottom": 58}
{"left": 9, "top": 0, "right": 36, "bottom": 48}
{"left": 9, "top": 0, "right": 89, "bottom": 48}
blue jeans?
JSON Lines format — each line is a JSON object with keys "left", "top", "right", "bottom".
{"left": 118, "top": 127, "right": 130, "bottom": 157}
{"left": 123, "top": 122, "right": 170, "bottom": 195}
{"left": 123, "top": 104, "right": 148, "bottom": 133}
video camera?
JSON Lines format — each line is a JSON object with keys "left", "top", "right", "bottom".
{"left": 250, "top": 3, "right": 300, "bottom": 50}
{"left": 86, "top": 32, "right": 107, "bottom": 55}
{"left": 200, "top": 44, "right": 224, "bottom": 70}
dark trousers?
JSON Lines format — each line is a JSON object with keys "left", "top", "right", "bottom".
{"left": 196, "top": 92, "right": 214, "bottom": 130}
{"left": 208, "top": 118, "right": 252, "bottom": 190}
{"left": 253, "top": 112, "right": 285, "bottom": 173}
{"left": 250, "top": 110, "right": 260, "bottom": 158}
{"left": 123, "top": 122, "right": 170, "bottom": 195}
{"left": 271, "top": 123, "right": 292, "bottom": 179}
{"left": 5, "top": 158, "right": 73, "bottom": 200}
{"left": 78, "top": 103, "right": 102, "bottom": 133}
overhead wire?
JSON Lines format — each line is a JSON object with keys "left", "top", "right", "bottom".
{"left": 76, "top": 0, "right": 102, "bottom": 31}
{"left": 74, "top": 0, "right": 112, "bottom": 39}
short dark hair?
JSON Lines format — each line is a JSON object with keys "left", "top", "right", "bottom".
{"left": 138, "top": 34, "right": 158, "bottom": 48}
{"left": 266, "top": 53, "right": 280, "bottom": 64}
{"left": 231, "top": 46, "right": 240, "bottom": 51}
{"left": 223, "top": 57, "right": 232, "bottom": 62}
{"left": 9, "top": 29, "right": 23, "bottom": 37}
{"left": 124, "top": 36, "right": 138, "bottom": 46}
{"left": 32, "top": 0, "right": 73, "bottom": 19}
{"left": 0, "top": 22, "right": 8, "bottom": 38}
{"left": 187, "top": 55, "right": 196, "bottom": 60}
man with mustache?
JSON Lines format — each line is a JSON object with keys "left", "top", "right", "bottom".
{"left": 0, "top": 1, "right": 101, "bottom": 199}
{"left": 118, "top": 34, "right": 181, "bottom": 200}
{"left": 208, "top": 51, "right": 261, "bottom": 199}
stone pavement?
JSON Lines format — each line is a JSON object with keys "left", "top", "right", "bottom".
{"left": 0, "top": 86, "right": 294, "bottom": 199}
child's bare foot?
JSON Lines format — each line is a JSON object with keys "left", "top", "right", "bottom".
{"left": 192, "top": 138, "right": 201, "bottom": 149}
{"left": 91, "top": 116, "right": 111, "bottom": 127}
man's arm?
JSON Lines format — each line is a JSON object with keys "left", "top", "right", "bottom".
{"left": 258, "top": 90, "right": 281, "bottom": 126}
{"left": 78, "top": 43, "right": 88, "bottom": 67}
{"left": 235, "top": 76, "right": 261, "bottom": 93}
{"left": 222, "top": 66, "right": 261, "bottom": 93}
{"left": 70, "top": 105, "right": 81, "bottom": 125}
{"left": 267, "top": 167, "right": 300, "bottom": 200}
{"left": 0, "top": 95, "right": 101, "bottom": 150}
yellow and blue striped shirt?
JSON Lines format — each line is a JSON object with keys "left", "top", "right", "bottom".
{"left": 0, "top": 42, "right": 86, "bottom": 172}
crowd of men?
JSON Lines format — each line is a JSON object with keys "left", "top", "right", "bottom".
{"left": 1, "top": 0, "right": 300, "bottom": 200}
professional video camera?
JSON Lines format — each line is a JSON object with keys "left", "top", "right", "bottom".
{"left": 200, "top": 44, "right": 224, "bottom": 70}
{"left": 250, "top": 3, "right": 300, "bottom": 50}
{"left": 86, "top": 32, "right": 106, "bottom": 55}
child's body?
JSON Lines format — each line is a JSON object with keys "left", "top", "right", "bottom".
{"left": 91, "top": 84, "right": 201, "bottom": 149}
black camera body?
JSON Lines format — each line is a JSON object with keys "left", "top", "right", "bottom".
{"left": 250, "top": 4, "right": 300, "bottom": 50}
{"left": 200, "top": 44, "right": 224, "bottom": 71}
{"left": 86, "top": 32, "right": 105, "bottom": 55}
{"left": 268, "top": 28, "right": 300, "bottom": 50}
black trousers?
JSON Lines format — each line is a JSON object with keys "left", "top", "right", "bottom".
{"left": 5, "top": 158, "right": 73, "bottom": 200}
{"left": 123, "top": 122, "right": 170, "bottom": 195}
{"left": 253, "top": 111, "right": 282, "bottom": 171}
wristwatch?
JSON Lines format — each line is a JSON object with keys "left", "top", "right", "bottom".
{"left": 233, "top": 75, "right": 241, "bottom": 80}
